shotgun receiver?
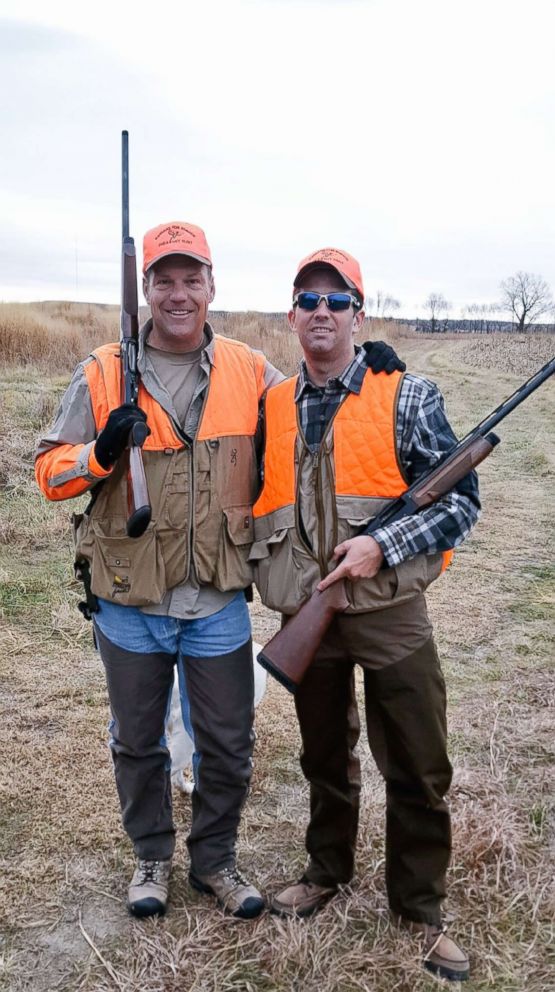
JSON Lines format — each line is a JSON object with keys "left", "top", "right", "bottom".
{"left": 258, "top": 356, "right": 555, "bottom": 693}
{"left": 121, "top": 130, "right": 151, "bottom": 538}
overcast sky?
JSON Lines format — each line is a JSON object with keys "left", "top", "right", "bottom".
{"left": 1, "top": 0, "right": 553, "bottom": 316}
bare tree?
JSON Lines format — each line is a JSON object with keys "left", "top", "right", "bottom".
{"left": 499, "top": 271, "right": 554, "bottom": 331}
{"left": 466, "top": 303, "right": 482, "bottom": 332}
{"left": 367, "top": 291, "right": 401, "bottom": 318}
{"left": 486, "top": 302, "right": 503, "bottom": 330}
{"left": 424, "top": 293, "right": 451, "bottom": 332}
{"left": 381, "top": 295, "right": 401, "bottom": 318}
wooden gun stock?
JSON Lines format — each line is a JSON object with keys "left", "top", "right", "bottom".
{"left": 258, "top": 357, "right": 554, "bottom": 693}
{"left": 257, "top": 433, "right": 498, "bottom": 694}
{"left": 257, "top": 580, "right": 349, "bottom": 693}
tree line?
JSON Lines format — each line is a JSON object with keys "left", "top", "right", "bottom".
{"left": 365, "top": 271, "right": 555, "bottom": 332}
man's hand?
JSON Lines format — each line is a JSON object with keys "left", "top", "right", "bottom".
{"left": 317, "top": 535, "right": 385, "bottom": 591}
{"left": 363, "top": 341, "right": 406, "bottom": 374}
{"left": 94, "top": 404, "right": 149, "bottom": 470}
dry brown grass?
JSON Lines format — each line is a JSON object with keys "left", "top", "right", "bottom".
{"left": 455, "top": 333, "right": 554, "bottom": 377}
{"left": 0, "top": 310, "right": 554, "bottom": 992}
{"left": 0, "top": 301, "right": 416, "bottom": 379}
{"left": 0, "top": 303, "right": 119, "bottom": 372}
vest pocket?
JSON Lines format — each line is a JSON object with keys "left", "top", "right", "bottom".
{"left": 211, "top": 505, "right": 254, "bottom": 590}
{"left": 395, "top": 552, "right": 443, "bottom": 597}
{"left": 164, "top": 470, "right": 191, "bottom": 528}
{"left": 249, "top": 529, "right": 286, "bottom": 607}
{"left": 216, "top": 436, "right": 257, "bottom": 507}
{"left": 90, "top": 528, "right": 166, "bottom": 606}
{"left": 346, "top": 553, "right": 443, "bottom": 613}
{"left": 346, "top": 566, "right": 400, "bottom": 611}
{"left": 250, "top": 528, "right": 309, "bottom": 613}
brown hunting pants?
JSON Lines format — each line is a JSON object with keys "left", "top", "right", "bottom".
{"left": 294, "top": 596, "right": 452, "bottom": 926}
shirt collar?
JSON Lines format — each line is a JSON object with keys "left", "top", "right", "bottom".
{"left": 294, "top": 345, "right": 367, "bottom": 402}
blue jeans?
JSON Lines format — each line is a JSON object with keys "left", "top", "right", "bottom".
{"left": 94, "top": 591, "right": 250, "bottom": 657}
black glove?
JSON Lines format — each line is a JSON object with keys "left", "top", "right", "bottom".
{"left": 94, "top": 404, "right": 149, "bottom": 470}
{"left": 363, "top": 340, "right": 406, "bottom": 374}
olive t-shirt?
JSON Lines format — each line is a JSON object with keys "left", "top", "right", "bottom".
{"left": 146, "top": 342, "right": 205, "bottom": 432}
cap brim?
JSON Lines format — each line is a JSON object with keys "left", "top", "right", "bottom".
{"left": 144, "top": 249, "right": 212, "bottom": 273}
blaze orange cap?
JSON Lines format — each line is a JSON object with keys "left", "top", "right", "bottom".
{"left": 293, "top": 247, "right": 364, "bottom": 301}
{"left": 143, "top": 221, "right": 212, "bottom": 274}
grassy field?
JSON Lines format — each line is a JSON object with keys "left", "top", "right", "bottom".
{"left": 0, "top": 306, "right": 553, "bottom": 991}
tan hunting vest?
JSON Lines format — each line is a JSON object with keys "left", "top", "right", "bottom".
{"left": 74, "top": 337, "right": 265, "bottom": 606}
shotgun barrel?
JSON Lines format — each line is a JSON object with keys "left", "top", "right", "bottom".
{"left": 120, "top": 130, "right": 151, "bottom": 538}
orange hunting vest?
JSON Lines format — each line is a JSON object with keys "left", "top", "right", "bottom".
{"left": 83, "top": 339, "right": 261, "bottom": 443}
{"left": 251, "top": 370, "right": 452, "bottom": 616}
{"left": 254, "top": 371, "right": 408, "bottom": 517}
{"left": 73, "top": 336, "right": 265, "bottom": 606}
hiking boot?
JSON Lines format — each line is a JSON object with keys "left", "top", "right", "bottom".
{"left": 189, "top": 866, "right": 264, "bottom": 919}
{"left": 128, "top": 858, "right": 172, "bottom": 918}
{"left": 271, "top": 877, "right": 338, "bottom": 918}
{"left": 396, "top": 916, "right": 470, "bottom": 982}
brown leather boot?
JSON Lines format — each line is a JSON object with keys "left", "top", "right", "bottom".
{"left": 396, "top": 916, "right": 470, "bottom": 982}
{"left": 271, "top": 877, "right": 338, "bottom": 918}
{"left": 189, "top": 866, "right": 264, "bottom": 919}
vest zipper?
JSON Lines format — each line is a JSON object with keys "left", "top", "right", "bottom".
{"left": 314, "top": 450, "right": 327, "bottom": 577}
{"left": 314, "top": 410, "right": 342, "bottom": 579}
{"left": 294, "top": 414, "right": 318, "bottom": 561}
{"left": 294, "top": 401, "right": 341, "bottom": 577}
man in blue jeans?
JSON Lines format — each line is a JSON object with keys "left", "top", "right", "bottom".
{"left": 35, "top": 222, "right": 403, "bottom": 919}
{"left": 93, "top": 594, "right": 258, "bottom": 918}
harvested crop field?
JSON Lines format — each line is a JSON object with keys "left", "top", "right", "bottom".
{"left": 0, "top": 313, "right": 553, "bottom": 992}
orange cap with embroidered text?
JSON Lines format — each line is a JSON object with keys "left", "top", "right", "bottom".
{"left": 143, "top": 221, "right": 212, "bottom": 274}
{"left": 293, "top": 247, "right": 364, "bottom": 300}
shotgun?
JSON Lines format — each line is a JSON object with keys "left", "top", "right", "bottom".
{"left": 120, "top": 130, "right": 151, "bottom": 538}
{"left": 258, "top": 356, "right": 555, "bottom": 693}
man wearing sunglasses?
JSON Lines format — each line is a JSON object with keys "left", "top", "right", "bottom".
{"left": 251, "top": 248, "right": 480, "bottom": 982}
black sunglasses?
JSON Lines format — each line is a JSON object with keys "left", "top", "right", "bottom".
{"left": 293, "top": 291, "right": 362, "bottom": 313}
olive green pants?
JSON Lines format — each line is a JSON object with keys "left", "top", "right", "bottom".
{"left": 295, "top": 600, "right": 452, "bottom": 926}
